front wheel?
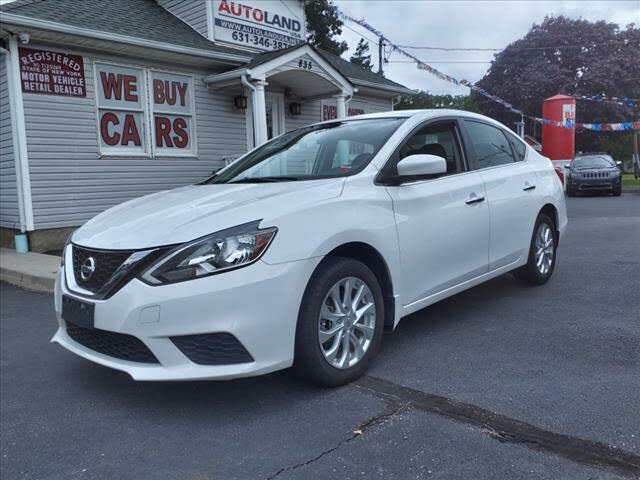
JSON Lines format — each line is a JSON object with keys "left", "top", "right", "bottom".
{"left": 294, "top": 257, "right": 384, "bottom": 387}
{"left": 613, "top": 184, "right": 622, "bottom": 197}
{"left": 514, "top": 214, "right": 557, "bottom": 285}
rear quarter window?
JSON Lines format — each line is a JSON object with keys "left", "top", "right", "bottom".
{"left": 510, "top": 136, "right": 527, "bottom": 162}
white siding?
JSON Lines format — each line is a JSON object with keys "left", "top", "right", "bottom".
{"left": 158, "top": 0, "right": 208, "bottom": 37}
{"left": 285, "top": 94, "right": 392, "bottom": 131}
{"left": 23, "top": 45, "right": 247, "bottom": 229}
{"left": 0, "top": 59, "right": 20, "bottom": 229}
{"left": 282, "top": 94, "right": 393, "bottom": 175}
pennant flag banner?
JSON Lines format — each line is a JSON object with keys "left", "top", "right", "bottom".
{"left": 571, "top": 95, "right": 638, "bottom": 108}
{"left": 339, "top": 12, "right": 640, "bottom": 132}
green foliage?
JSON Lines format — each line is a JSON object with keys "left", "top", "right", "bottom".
{"left": 304, "top": 0, "right": 348, "bottom": 56}
{"left": 395, "top": 91, "right": 480, "bottom": 113}
{"left": 350, "top": 38, "right": 373, "bottom": 70}
{"left": 474, "top": 16, "right": 640, "bottom": 159}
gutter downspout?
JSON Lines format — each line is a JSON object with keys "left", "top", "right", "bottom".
{"left": 1, "top": 37, "right": 33, "bottom": 235}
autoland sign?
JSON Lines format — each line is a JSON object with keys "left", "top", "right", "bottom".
{"left": 212, "top": 0, "right": 305, "bottom": 51}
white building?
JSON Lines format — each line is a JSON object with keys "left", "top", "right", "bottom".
{"left": 0, "top": 0, "right": 412, "bottom": 251}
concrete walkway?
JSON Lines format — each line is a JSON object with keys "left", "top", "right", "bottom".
{"left": 0, "top": 248, "right": 59, "bottom": 293}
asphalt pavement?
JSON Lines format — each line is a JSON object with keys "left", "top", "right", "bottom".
{"left": 1, "top": 193, "right": 639, "bottom": 480}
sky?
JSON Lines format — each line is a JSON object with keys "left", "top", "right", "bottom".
{"left": 334, "top": 0, "right": 640, "bottom": 96}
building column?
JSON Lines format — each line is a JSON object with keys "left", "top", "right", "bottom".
{"left": 252, "top": 79, "right": 268, "bottom": 146}
{"left": 335, "top": 93, "right": 347, "bottom": 119}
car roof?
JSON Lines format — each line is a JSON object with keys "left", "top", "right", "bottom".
{"left": 316, "top": 109, "right": 512, "bottom": 130}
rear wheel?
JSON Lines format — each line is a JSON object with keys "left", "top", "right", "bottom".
{"left": 514, "top": 214, "right": 557, "bottom": 285}
{"left": 294, "top": 257, "right": 384, "bottom": 387}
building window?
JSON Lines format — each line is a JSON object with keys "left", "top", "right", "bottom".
{"left": 94, "top": 63, "right": 196, "bottom": 157}
{"left": 95, "top": 63, "right": 149, "bottom": 156}
{"left": 149, "top": 71, "right": 196, "bottom": 157}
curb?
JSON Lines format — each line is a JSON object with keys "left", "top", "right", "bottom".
{"left": 0, "top": 267, "right": 55, "bottom": 293}
{"left": 0, "top": 248, "right": 58, "bottom": 294}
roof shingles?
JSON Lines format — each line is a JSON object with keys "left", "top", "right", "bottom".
{"left": 3, "top": 0, "right": 409, "bottom": 91}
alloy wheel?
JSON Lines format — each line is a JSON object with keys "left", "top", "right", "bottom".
{"left": 535, "top": 223, "right": 555, "bottom": 275}
{"left": 318, "top": 276, "right": 376, "bottom": 369}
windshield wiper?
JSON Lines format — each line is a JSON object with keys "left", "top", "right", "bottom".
{"left": 228, "top": 176, "right": 302, "bottom": 184}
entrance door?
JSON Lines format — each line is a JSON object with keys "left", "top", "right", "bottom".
{"left": 265, "top": 92, "right": 285, "bottom": 140}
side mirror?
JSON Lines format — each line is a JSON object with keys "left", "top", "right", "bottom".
{"left": 616, "top": 161, "right": 622, "bottom": 168}
{"left": 564, "top": 164, "right": 571, "bottom": 169}
{"left": 397, "top": 154, "right": 447, "bottom": 178}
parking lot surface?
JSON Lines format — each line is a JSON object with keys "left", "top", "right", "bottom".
{"left": 2, "top": 194, "right": 639, "bottom": 480}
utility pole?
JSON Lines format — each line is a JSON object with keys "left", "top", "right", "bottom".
{"left": 378, "top": 39, "right": 385, "bottom": 75}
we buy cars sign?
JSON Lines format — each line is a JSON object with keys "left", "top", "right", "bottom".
{"left": 95, "top": 63, "right": 194, "bottom": 155}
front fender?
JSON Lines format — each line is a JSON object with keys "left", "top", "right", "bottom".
{"left": 260, "top": 172, "right": 404, "bottom": 325}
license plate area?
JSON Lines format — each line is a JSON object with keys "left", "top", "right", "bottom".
{"left": 62, "top": 295, "right": 95, "bottom": 329}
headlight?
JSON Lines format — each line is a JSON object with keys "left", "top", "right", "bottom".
{"left": 140, "top": 221, "right": 277, "bottom": 285}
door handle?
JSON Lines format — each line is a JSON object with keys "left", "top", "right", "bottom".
{"left": 523, "top": 184, "right": 536, "bottom": 191}
{"left": 465, "top": 194, "right": 485, "bottom": 205}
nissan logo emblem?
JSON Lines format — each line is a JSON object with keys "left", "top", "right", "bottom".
{"left": 80, "top": 257, "right": 96, "bottom": 281}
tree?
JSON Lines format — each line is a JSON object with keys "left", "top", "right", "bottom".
{"left": 350, "top": 38, "right": 373, "bottom": 70}
{"left": 305, "top": 0, "right": 348, "bottom": 56}
{"left": 395, "top": 91, "right": 480, "bottom": 113}
{"left": 474, "top": 16, "right": 640, "bottom": 159}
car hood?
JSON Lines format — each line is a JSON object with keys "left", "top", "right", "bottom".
{"left": 72, "top": 179, "right": 345, "bottom": 250}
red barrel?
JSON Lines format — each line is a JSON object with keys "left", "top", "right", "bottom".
{"left": 541, "top": 94, "right": 576, "bottom": 161}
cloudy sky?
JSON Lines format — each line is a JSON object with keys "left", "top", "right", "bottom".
{"left": 334, "top": 0, "right": 640, "bottom": 95}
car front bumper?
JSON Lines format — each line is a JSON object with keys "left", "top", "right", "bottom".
{"left": 569, "top": 176, "right": 621, "bottom": 191}
{"left": 52, "top": 256, "right": 320, "bottom": 381}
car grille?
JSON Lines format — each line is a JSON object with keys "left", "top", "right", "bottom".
{"left": 170, "top": 332, "right": 254, "bottom": 365}
{"left": 72, "top": 245, "right": 134, "bottom": 293}
{"left": 66, "top": 321, "right": 159, "bottom": 364}
{"left": 583, "top": 172, "right": 609, "bottom": 178}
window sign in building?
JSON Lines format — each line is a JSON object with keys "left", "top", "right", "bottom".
{"left": 19, "top": 47, "right": 86, "bottom": 97}
{"left": 321, "top": 100, "right": 365, "bottom": 121}
{"left": 212, "top": 0, "right": 305, "bottom": 51}
{"left": 150, "top": 71, "right": 195, "bottom": 156}
{"left": 95, "top": 63, "right": 148, "bottom": 156}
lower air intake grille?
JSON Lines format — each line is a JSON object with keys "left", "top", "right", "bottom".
{"left": 66, "top": 321, "right": 159, "bottom": 364}
{"left": 170, "top": 332, "right": 254, "bottom": 365}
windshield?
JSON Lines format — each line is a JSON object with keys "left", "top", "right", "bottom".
{"left": 203, "top": 118, "right": 406, "bottom": 184}
{"left": 573, "top": 156, "right": 615, "bottom": 168}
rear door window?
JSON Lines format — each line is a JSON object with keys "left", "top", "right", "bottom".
{"left": 464, "top": 120, "right": 517, "bottom": 169}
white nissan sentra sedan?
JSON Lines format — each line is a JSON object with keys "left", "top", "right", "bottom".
{"left": 53, "top": 110, "right": 567, "bottom": 386}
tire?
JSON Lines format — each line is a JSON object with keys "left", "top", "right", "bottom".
{"left": 613, "top": 185, "right": 622, "bottom": 197}
{"left": 514, "top": 213, "right": 558, "bottom": 286}
{"left": 294, "top": 257, "right": 385, "bottom": 387}
{"left": 567, "top": 187, "right": 575, "bottom": 197}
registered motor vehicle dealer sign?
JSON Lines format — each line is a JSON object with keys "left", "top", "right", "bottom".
{"left": 19, "top": 47, "right": 86, "bottom": 97}
{"left": 212, "top": 0, "right": 305, "bottom": 51}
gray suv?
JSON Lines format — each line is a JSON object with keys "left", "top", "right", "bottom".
{"left": 565, "top": 154, "right": 622, "bottom": 197}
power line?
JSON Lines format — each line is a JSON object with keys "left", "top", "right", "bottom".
{"left": 388, "top": 60, "right": 492, "bottom": 64}
{"left": 341, "top": 22, "right": 381, "bottom": 46}
{"left": 396, "top": 40, "right": 635, "bottom": 52}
